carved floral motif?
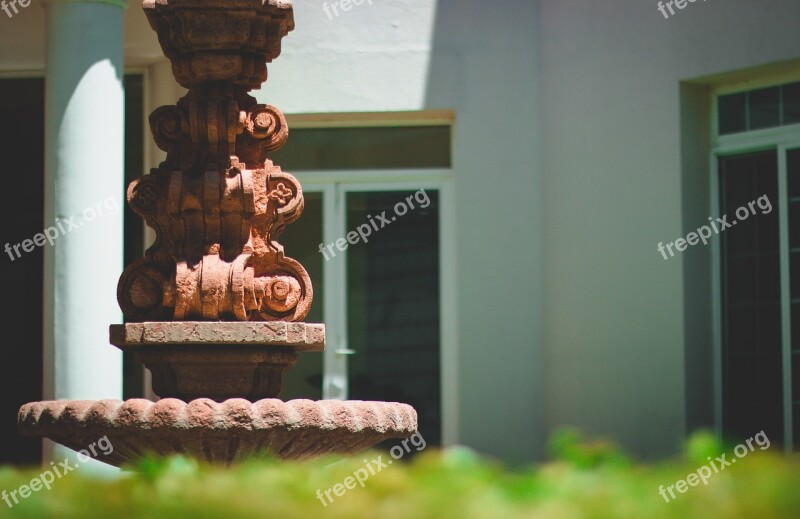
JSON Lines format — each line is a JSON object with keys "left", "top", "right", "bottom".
{"left": 118, "top": 0, "right": 311, "bottom": 323}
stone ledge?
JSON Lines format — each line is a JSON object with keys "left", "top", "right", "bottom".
{"left": 110, "top": 322, "right": 325, "bottom": 352}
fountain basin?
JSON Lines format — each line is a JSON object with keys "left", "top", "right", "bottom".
{"left": 18, "top": 398, "right": 417, "bottom": 467}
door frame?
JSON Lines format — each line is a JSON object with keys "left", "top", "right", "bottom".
{"left": 710, "top": 136, "right": 800, "bottom": 452}
{"left": 296, "top": 168, "right": 457, "bottom": 445}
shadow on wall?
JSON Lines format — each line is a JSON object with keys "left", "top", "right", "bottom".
{"left": 423, "top": 0, "right": 544, "bottom": 463}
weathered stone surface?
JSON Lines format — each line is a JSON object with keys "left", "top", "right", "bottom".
{"left": 110, "top": 322, "right": 325, "bottom": 351}
{"left": 118, "top": 0, "right": 312, "bottom": 323}
{"left": 110, "top": 322, "right": 325, "bottom": 401}
{"left": 142, "top": 0, "right": 295, "bottom": 90}
{"left": 133, "top": 346, "right": 297, "bottom": 402}
{"left": 18, "top": 399, "right": 418, "bottom": 466}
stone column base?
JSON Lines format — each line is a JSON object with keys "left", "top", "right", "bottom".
{"left": 110, "top": 322, "right": 325, "bottom": 401}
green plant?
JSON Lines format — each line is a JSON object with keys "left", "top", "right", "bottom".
{"left": 0, "top": 432, "right": 797, "bottom": 518}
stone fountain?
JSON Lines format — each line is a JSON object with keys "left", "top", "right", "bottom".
{"left": 18, "top": 0, "right": 417, "bottom": 467}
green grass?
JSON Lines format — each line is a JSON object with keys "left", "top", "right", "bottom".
{"left": 0, "top": 431, "right": 798, "bottom": 518}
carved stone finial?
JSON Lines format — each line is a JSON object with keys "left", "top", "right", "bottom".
{"left": 118, "top": 0, "right": 312, "bottom": 323}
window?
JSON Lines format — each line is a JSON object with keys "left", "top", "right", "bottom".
{"left": 714, "top": 80, "right": 800, "bottom": 451}
{"left": 271, "top": 125, "right": 451, "bottom": 171}
{"left": 718, "top": 82, "right": 800, "bottom": 135}
{"left": 718, "top": 150, "right": 782, "bottom": 443}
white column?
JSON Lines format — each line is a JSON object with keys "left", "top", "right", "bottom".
{"left": 43, "top": 0, "right": 127, "bottom": 470}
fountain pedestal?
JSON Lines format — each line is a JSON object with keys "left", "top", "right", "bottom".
{"left": 18, "top": 0, "right": 418, "bottom": 467}
{"left": 110, "top": 322, "right": 325, "bottom": 401}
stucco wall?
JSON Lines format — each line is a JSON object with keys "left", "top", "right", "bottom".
{"left": 258, "top": 0, "right": 800, "bottom": 460}
{"left": 539, "top": 0, "right": 800, "bottom": 458}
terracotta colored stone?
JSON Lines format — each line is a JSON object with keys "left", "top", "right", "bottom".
{"left": 17, "top": 0, "right": 420, "bottom": 467}
{"left": 18, "top": 399, "right": 418, "bottom": 466}
{"left": 111, "top": 322, "right": 323, "bottom": 401}
{"left": 110, "top": 322, "right": 325, "bottom": 351}
{"left": 117, "top": 0, "right": 311, "bottom": 323}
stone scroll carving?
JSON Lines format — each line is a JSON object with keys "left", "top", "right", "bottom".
{"left": 118, "top": 1, "right": 311, "bottom": 322}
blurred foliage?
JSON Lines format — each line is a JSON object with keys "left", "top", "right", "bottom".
{"left": 0, "top": 430, "right": 797, "bottom": 518}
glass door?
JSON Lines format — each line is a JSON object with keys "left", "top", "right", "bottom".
{"left": 718, "top": 150, "right": 783, "bottom": 444}
{"left": 281, "top": 181, "right": 443, "bottom": 446}
{"left": 344, "top": 189, "right": 441, "bottom": 446}
{"left": 715, "top": 142, "right": 800, "bottom": 452}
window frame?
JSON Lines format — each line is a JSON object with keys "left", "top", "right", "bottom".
{"left": 711, "top": 80, "right": 800, "bottom": 451}
{"left": 712, "top": 73, "right": 800, "bottom": 150}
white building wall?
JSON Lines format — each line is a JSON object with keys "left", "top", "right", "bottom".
{"left": 265, "top": 0, "right": 437, "bottom": 113}
{"left": 265, "top": 0, "right": 800, "bottom": 459}
{"left": 539, "top": 0, "right": 800, "bottom": 457}
{"left": 6, "top": 0, "right": 798, "bottom": 463}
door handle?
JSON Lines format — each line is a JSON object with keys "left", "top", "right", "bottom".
{"left": 335, "top": 349, "right": 356, "bottom": 355}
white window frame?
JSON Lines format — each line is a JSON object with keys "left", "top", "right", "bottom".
{"left": 711, "top": 78, "right": 800, "bottom": 452}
